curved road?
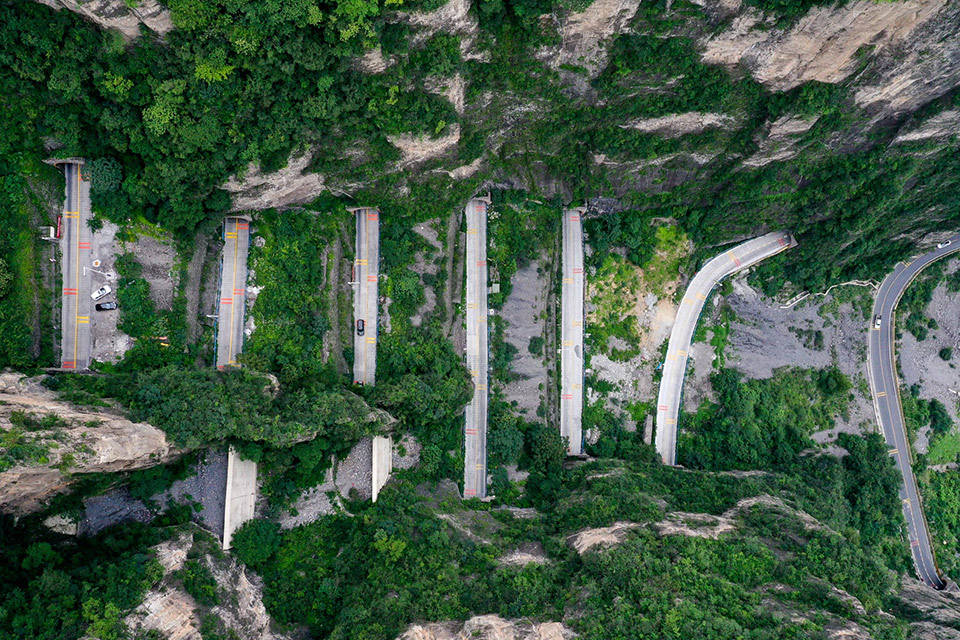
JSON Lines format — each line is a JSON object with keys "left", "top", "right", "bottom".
{"left": 655, "top": 231, "right": 796, "bottom": 466}
{"left": 868, "top": 236, "right": 960, "bottom": 589}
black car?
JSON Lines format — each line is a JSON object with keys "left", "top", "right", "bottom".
{"left": 95, "top": 301, "right": 118, "bottom": 311}
{"left": 356, "top": 319, "right": 365, "bottom": 335}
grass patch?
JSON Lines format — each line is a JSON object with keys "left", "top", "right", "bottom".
{"left": 588, "top": 253, "right": 642, "bottom": 359}
{"left": 927, "top": 430, "right": 960, "bottom": 466}
{"left": 644, "top": 225, "right": 689, "bottom": 298}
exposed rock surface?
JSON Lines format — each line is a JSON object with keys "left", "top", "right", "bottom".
{"left": 222, "top": 152, "right": 329, "bottom": 212}
{"left": 397, "top": 615, "right": 577, "bottom": 640}
{"left": 497, "top": 542, "right": 550, "bottom": 567}
{"left": 702, "top": 0, "right": 960, "bottom": 120}
{"left": 704, "top": 0, "right": 946, "bottom": 89}
{"left": 0, "top": 373, "right": 181, "bottom": 514}
{"left": 399, "top": 0, "right": 481, "bottom": 57}
{"left": 389, "top": 124, "right": 462, "bottom": 167}
{"left": 125, "top": 530, "right": 292, "bottom": 640}
{"left": 35, "top": 0, "right": 173, "bottom": 39}
{"left": 743, "top": 114, "right": 819, "bottom": 167}
{"left": 567, "top": 521, "right": 641, "bottom": 554}
{"left": 898, "top": 576, "right": 960, "bottom": 639}
{"left": 894, "top": 109, "right": 960, "bottom": 144}
{"left": 623, "top": 112, "right": 735, "bottom": 137}
{"left": 551, "top": 0, "right": 642, "bottom": 77}
{"left": 567, "top": 493, "right": 829, "bottom": 554}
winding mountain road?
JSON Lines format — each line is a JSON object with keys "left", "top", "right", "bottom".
{"left": 655, "top": 231, "right": 796, "bottom": 466}
{"left": 59, "top": 162, "right": 92, "bottom": 371}
{"left": 352, "top": 207, "right": 380, "bottom": 387}
{"left": 868, "top": 236, "right": 960, "bottom": 589}
{"left": 464, "top": 198, "right": 489, "bottom": 499}
{"left": 560, "top": 208, "right": 586, "bottom": 456}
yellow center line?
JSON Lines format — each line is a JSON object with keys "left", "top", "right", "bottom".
{"left": 73, "top": 164, "right": 80, "bottom": 369}
{"left": 360, "top": 212, "right": 369, "bottom": 384}
{"left": 227, "top": 218, "right": 239, "bottom": 366}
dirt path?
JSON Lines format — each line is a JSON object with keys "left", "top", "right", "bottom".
{"left": 323, "top": 234, "right": 349, "bottom": 374}
{"left": 183, "top": 233, "right": 209, "bottom": 344}
{"left": 444, "top": 208, "right": 462, "bottom": 339}
{"left": 545, "top": 229, "right": 561, "bottom": 429}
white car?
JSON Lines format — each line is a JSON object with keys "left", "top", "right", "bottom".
{"left": 91, "top": 285, "right": 112, "bottom": 301}
{"left": 937, "top": 240, "right": 952, "bottom": 249}
{"left": 874, "top": 315, "right": 882, "bottom": 329}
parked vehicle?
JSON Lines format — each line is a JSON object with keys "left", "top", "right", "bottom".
{"left": 937, "top": 240, "right": 952, "bottom": 249}
{"left": 91, "top": 285, "right": 112, "bottom": 301}
{"left": 874, "top": 315, "right": 882, "bottom": 329}
{"left": 356, "top": 319, "right": 365, "bottom": 335}
{"left": 95, "top": 302, "right": 118, "bottom": 311}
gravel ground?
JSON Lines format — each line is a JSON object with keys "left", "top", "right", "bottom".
{"left": 684, "top": 339, "right": 716, "bottom": 412}
{"left": 899, "top": 262, "right": 960, "bottom": 424}
{"left": 410, "top": 219, "right": 442, "bottom": 327}
{"left": 334, "top": 436, "right": 372, "bottom": 500}
{"left": 723, "top": 275, "right": 877, "bottom": 441}
{"left": 89, "top": 223, "right": 179, "bottom": 363}
{"left": 280, "top": 435, "right": 418, "bottom": 529}
{"left": 280, "top": 466, "right": 340, "bottom": 529}
{"left": 134, "top": 232, "right": 177, "bottom": 311}
{"left": 89, "top": 221, "right": 130, "bottom": 363}
{"left": 78, "top": 448, "right": 227, "bottom": 537}
{"left": 500, "top": 261, "right": 549, "bottom": 420}
{"left": 393, "top": 433, "right": 421, "bottom": 469}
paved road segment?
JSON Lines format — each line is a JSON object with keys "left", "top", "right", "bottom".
{"left": 59, "top": 161, "right": 93, "bottom": 370}
{"left": 215, "top": 217, "right": 250, "bottom": 370}
{"left": 561, "top": 208, "right": 585, "bottom": 456}
{"left": 349, "top": 207, "right": 392, "bottom": 501}
{"left": 214, "top": 216, "right": 254, "bottom": 550}
{"left": 655, "top": 231, "right": 796, "bottom": 466}
{"left": 464, "top": 198, "right": 489, "bottom": 499}
{"left": 868, "top": 236, "right": 960, "bottom": 589}
{"left": 352, "top": 208, "right": 380, "bottom": 386}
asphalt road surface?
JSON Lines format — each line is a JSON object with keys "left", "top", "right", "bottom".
{"left": 868, "top": 236, "right": 960, "bottom": 589}
{"left": 60, "top": 162, "right": 93, "bottom": 370}
{"left": 215, "top": 217, "right": 250, "bottom": 369}
{"left": 352, "top": 208, "right": 380, "bottom": 386}
{"left": 561, "top": 208, "right": 585, "bottom": 456}
{"left": 655, "top": 231, "right": 795, "bottom": 466}
{"left": 464, "top": 198, "right": 489, "bottom": 499}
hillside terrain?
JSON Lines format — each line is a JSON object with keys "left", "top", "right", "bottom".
{"left": 2, "top": 0, "right": 960, "bottom": 639}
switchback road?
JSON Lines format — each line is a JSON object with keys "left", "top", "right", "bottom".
{"left": 561, "top": 208, "right": 585, "bottom": 456}
{"left": 655, "top": 231, "right": 795, "bottom": 466}
{"left": 215, "top": 216, "right": 253, "bottom": 550}
{"left": 215, "top": 217, "right": 250, "bottom": 370}
{"left": 60, "top": 162, "right": 92, "bottom": 370}
{"left": 464, "top": 198, "right": 489, "bottom": 499}
{"left": 352, "top": 208, "right": 380, "bottom": 386}
{"left": 868, "top": 236, "right": 960, "bottom": 589}
{"left": 349, "top": 207, "right": 392, "bottom": 501}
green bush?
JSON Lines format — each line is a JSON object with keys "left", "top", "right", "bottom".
{"left": 231, "top": 519, "right": 282, "bottom": 570}
{"left": 527, "top": 335, "right": 544, "bottom": 356}
{"left": 176, "top": 559, "right": 219, "bottom": 607}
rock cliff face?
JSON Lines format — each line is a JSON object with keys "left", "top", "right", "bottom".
{"left": 35, "top": 0, "right": 173, "bottom": 39}
{"left": 125, "top": 530, "right": 292, "bottom": 640}
{"left": 702, "top": 0, "right": 960, "bottom": 121}
{"left": 221, "top": 152, "right": 331, "bottom": 213}
{"left": 397, "top": 615, "right": 577, "bottom": 640}
{"left": 0, "top": 373, "right": 180, "bottom": 514}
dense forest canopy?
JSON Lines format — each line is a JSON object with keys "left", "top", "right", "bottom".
{"left": 2, "top": 0, "right": 960, "bottom": 638}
